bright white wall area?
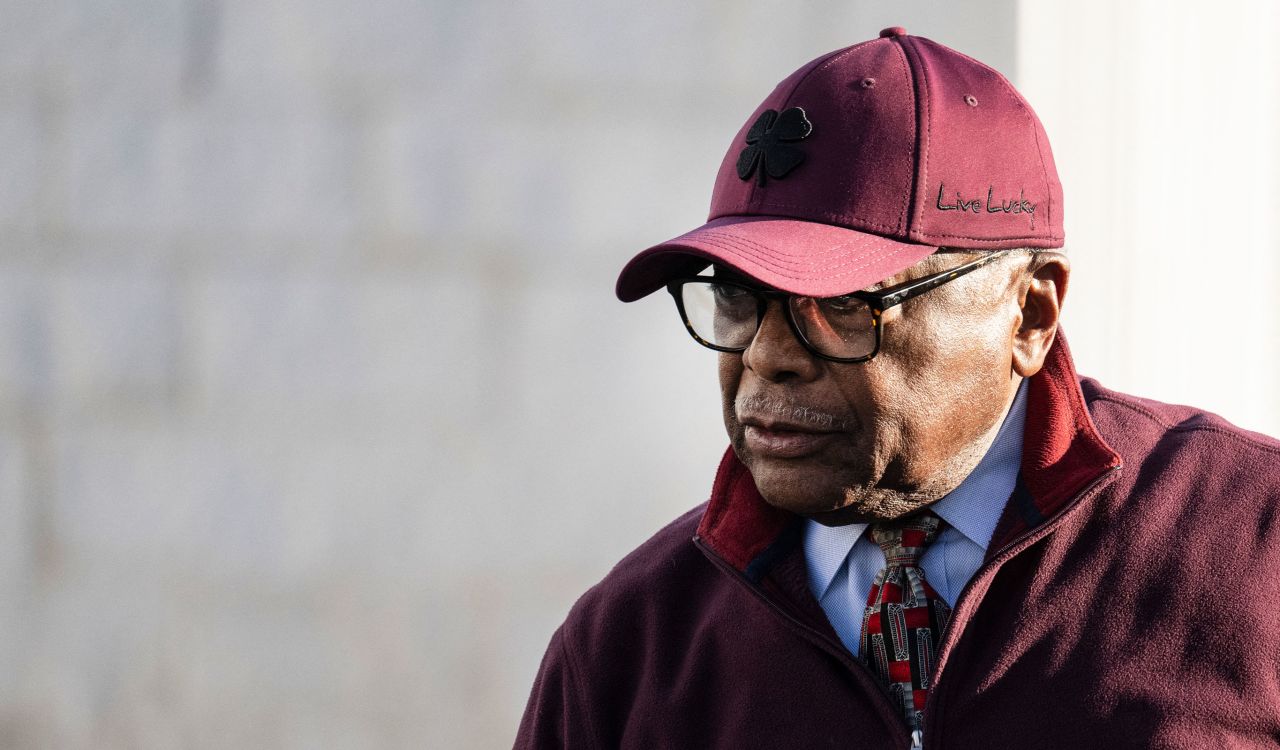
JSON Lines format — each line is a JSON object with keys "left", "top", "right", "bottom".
{"left": 1017, "top": 0, "right": 1280, "bottom": 437}
{"left": 0, "top": 4, "right": 1017, "bottom": 748}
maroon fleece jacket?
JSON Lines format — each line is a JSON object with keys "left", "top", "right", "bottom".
{"left": 516, "top": 337, "right": 1280, "bottom": 749}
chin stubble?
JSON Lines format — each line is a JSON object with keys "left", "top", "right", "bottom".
{"left": 835, "top": 418, "right": 999, "bottom": 522}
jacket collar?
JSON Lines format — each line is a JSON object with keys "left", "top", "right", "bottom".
{"left": 694, "top": 332, "right": 1123, "bottom": 574}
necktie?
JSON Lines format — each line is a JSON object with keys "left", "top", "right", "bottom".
{"left": 860, "top": 511, "right": 952, "bottom": 734}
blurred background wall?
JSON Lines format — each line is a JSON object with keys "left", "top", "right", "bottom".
{"left": 0, "top": 0, "right": 1275, "bottom": 747}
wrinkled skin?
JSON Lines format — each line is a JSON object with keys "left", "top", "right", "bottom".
{"left": 719, "top": 250, "right": 1069, "bottom": 525}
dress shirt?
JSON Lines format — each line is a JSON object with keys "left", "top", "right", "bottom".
{"left": 802, "top": 380, "right": 1027, "bottom": 656}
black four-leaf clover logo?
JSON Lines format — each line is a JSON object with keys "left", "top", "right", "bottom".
{"left": 735, "top": 107, "right": 813, "bottom": 186}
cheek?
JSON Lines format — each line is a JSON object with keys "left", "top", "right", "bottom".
{"left": 718, "top": 353, "right": 744, "bottom": 431}
{"left": 829, "top": 355, "right": 909, "bottom": 462}
{"left": 869, "top": 308, "right": 1012, "bottom": 439}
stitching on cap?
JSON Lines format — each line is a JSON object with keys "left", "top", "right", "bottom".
{"left": 686, "top": 232, "right": 918, "bottom": 281}
{"left": 887, "top": 41, "right": 914, "bottom": 234}
{"left": 695, "top": 233, "right": 898, "bottom": 275}
{"left": 910, "top": 37, "right": 1056, "bottom": 239}
{"left": 700, "top": 212, "right": 1060, "bottom": 245}
{"left": 695, "top": 231, "right": 859, "bottom": 262}
{"left": 693, "top": 233, "right": 860, "bottom": 271}
{"left": 806, "top": 37, "right": 883, "bottom": 79}
{"left": 757, "top": 38, "right": 898, "bottom": 219}
{"left": 695, "top": 229, "right": 891, "bottom": 266}
{"left": 915, "top": 229, "right": 1061, "bottom": 242}
{"left": 903, "top": 36, "right": 934, "bottom": 233}
{"left": 705, "top": 239, "right": 908, "bottom": 282}
{"left": 749, "top": 41, "right": 880, "bottom": 213}
{"left": 696, "top": 227, "right": 906, "bottom": 264}
{"left": 988, "top": 70, "right": 1055, "bottom": 234}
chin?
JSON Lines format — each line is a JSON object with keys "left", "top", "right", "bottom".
{"left": 747, "top": 460, "right": 847, "bottom": 516}
{"left": 751, "top": 456, "right": 947, "bottom": 523}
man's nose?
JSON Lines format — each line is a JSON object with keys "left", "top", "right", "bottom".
{"left": 742, "top": 299, "right": 822, "bottom": 382}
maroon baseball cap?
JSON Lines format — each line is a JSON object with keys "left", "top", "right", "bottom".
{"left": 615, "top": 27, "right": 1063, "bottom": 302}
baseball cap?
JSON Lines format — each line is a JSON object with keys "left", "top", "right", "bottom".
{"left": 615, "top": 27, "right": 1063, "bottom": 303}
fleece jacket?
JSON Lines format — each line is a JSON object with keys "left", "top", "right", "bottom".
{"left": 516, "top": 336, "right": 1280, "bottom": 749}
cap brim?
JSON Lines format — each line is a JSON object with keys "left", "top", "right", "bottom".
{"left": 615, "top": 215, "right": 938, "bottom": 302}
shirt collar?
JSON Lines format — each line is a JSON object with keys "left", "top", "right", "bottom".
{"left": 803, "top": 519, "right": 867, "bottom": 600}
{"left": 802, "top": 379, "right": 1028, "bottom": 600}
{"left": 930, "top": 378, "right": 1027, "bottom": 548}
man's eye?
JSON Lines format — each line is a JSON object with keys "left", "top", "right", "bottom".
{"left": 821, "top": 295, "right": 867, "bottom": 312}
{"left": 711, "top": 284, "right": 750, "bottom": 300}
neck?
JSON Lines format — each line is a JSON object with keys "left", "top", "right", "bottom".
{"left": 809, "top": 377, "right": 1023, "bottom": 526}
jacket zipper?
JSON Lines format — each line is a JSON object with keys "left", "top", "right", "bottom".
{"left": 918, "top": 465, "right": 1122, "bottom": 747}
{"left": 697, "top": 464, "right": 1122, "bottom": 750}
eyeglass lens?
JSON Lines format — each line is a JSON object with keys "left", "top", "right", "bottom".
{"left": 679, "top": 281, "right": 876, "bottom": 359}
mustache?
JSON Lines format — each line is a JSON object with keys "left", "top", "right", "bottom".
{"left": 735, "top": 394, "right": 855, "bottom": 431}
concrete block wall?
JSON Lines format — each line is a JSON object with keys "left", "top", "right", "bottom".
{"left": 0, "top": 1, "right": 1016, "bottom": 746}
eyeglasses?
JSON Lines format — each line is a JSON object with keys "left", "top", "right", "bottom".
{"left": 665, "top": 251, "right": 1011, "bottom": 363}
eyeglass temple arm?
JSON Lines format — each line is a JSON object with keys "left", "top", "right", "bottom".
{"left": 874, "top": 252, "right": 1008, "bottom": 309}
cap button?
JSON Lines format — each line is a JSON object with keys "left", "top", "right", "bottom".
{"left": 879, "top": 26, "right": 907, "bottom": 38}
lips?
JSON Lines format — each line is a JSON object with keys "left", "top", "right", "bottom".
{"left": 740, "top": 417, "right": 842, "bottom": 459}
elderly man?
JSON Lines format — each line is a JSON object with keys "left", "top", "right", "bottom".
{"left": 516, "top": 28, "right": 1280, "bottom": 749}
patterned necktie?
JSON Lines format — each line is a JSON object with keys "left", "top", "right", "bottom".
{"left": 860, "top": 511, "right": 952, "bottom": 734}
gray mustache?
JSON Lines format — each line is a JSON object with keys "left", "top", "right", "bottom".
{"left": 735, "top": 394, "right": 854, "bottom": 431}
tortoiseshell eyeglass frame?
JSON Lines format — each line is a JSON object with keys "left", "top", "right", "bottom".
{"left": 665, "top": 250, "right": 1013, "bottom": 364}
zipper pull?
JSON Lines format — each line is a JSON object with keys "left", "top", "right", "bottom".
{"left": 909, "top": 729, "right": 923, "bottom": 750}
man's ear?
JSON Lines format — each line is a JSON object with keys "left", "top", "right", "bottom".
{"left": 1012, "top": 252, "right": 1070, "bottom": 378}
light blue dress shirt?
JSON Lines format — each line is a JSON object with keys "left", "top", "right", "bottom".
{"left": 802, "top": 380, "right": 1027, "bottom": 656}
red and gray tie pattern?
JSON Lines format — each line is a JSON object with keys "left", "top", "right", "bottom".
{"left": 860, "top": 511, "right": 951, "bottom": 733}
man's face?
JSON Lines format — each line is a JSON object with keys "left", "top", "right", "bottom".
{"left": 718, "top": 251, "right": 1032, "bottom": 524}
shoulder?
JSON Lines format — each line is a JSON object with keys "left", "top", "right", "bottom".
{"left": 514, "top": 510, "right": 711, "bottom": 750}
{"left": 538, "top": 502, "right": 739, "bottom": 722}
{"left": 1079, "top": 376, "right": 1280, "bottom": 519}
{"left": 554, "top": 500, "right": 772, "bottom": 678}
{"left": 1070, "top": 379, "right": 1280, "bottom": 659}
{"left": 1081, "top": 376, "right": 1280, "bottom": 467}
{"left": 561, "top": 503, "right": 714, "bottom": 639}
